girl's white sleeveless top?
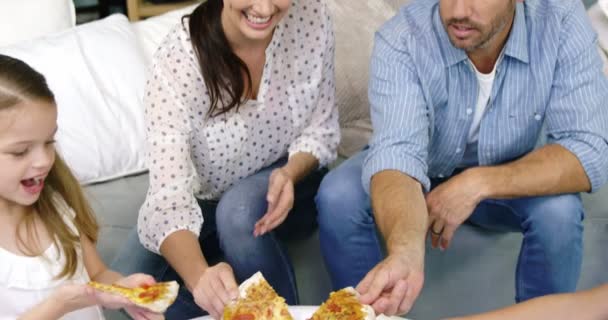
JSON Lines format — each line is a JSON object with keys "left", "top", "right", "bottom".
{"left": 0, "top": 195, "right": 104, "bottom": 320}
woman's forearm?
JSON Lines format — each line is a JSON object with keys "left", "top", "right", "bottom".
{"left": 160, "top": 230, "right": 209, "bottom": 292}
{"left": 282, "top": 152, "right": 319, "bottom": 183}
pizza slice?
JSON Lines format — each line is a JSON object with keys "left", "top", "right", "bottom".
{"left": 309, "top": 287, "right": 375, "bottom": 320}
{"left": 223, "top": 272, "right": 294, "bottom": 320}
{"left": 88, "top": 280, "right": 179, "bottom": 313}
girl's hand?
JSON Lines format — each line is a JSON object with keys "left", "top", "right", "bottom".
{"left": 112, "top": 274, "right": 164, "bottom": 320}
{"left": 254, "top": 168, "right": 295, "bottom": 236}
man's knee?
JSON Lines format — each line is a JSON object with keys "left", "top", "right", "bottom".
{"left": 315, "top": 167, "right": 371, "bottom": 228}
{"left": 524, "top": 194, "right": 584, "bottom": 249}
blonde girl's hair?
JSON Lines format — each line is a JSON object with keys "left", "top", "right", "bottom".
{"left": 0, "top": 54, "right": 99, "bottom": 279}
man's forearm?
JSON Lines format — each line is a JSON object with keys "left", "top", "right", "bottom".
{"left": 473, "top": 144, "right": 591, "bottom": 200}
{"left": 370, "top": 170, "right": 428, "bottom": 262}
{"left": 160, "top": 230, "right": 209, "bottom": 292}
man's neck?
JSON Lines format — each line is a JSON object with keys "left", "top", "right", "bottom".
{"left": 467, "top": 14, "right": 515, "bottom": 74}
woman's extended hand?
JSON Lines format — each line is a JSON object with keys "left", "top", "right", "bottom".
{"left": 254, "top": 167, "right": 295, "bottom": 236}
{"left": 193, "top": 262, "right": 239, "bottom": 319}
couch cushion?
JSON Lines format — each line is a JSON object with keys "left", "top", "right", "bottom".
{"left": 327, "top": 0, "right": 396, "bottom": 157}
{"left": 132, "top": 4, "right": 199, "bottom": 66}
{"left": 327, "top": 0, "right": 413, "bottom": 157}
{"left": 0, "top": 0, "right": 75, "bottom": 47}
{"left": 0, "top": 15, "right": 148, "bottom": 184}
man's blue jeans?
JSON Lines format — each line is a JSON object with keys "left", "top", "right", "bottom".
{"left": 315, "top": 150, "right": 584, "bottom": 302}
{"left": 112, "top": 159, "right": 325, "bottom": 319}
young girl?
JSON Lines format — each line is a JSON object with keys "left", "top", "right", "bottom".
{"left": 0, "top": 54, "right": 162, "bottom": 320}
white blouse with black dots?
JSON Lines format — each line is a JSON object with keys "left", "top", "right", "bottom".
{"left": 138, "top": 0, "right": 340, "bottom": 254}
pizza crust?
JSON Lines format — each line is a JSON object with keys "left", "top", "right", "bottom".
{"left": 88, "top": 280, "right": 179, "bottom": 314}
{"left": 310, "top": 286, "right": 376, "bottom": 320}
{"left": 223, "top": 272, "right": 293, "bottom": 320}
{"left": 237, "top": 271, "right": 266, "bottom": 299}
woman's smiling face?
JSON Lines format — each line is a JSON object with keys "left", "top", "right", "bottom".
{"left": 221, "top": 0, "right": 292, "bottom": 45}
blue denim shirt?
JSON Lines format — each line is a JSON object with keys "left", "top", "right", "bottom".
{"left": 362, "top": 0, "right": 608, "bottom": 193}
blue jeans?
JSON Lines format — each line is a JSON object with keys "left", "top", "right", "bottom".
{"left": 315, "top": 149, "right": 584, "bottom": 302}
{"left": 112, "top": 159, "right": 325, "bottom": 319}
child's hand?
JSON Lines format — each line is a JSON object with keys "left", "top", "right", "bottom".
{"left": 112, "top": 273, "right": 165, "bottom": 320}
{"left": 52, "top": 283, "right": 101, "bottom": 314}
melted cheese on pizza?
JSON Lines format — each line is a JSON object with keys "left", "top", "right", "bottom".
{"left": 223, "top": 276, "right": 293, "bottom": 320}
{"left": 310, "top": 288, "right": 368, "bottom": 320}
{"left": 88, "top": 282, "right": 169, "bottom": 304}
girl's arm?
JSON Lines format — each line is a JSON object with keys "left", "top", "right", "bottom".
{"left": 19, "top": 235, "right": 157, "bottom": 320}
{"left": 17, "top": 298, "right": 66, "bottom": 320}
{"left": 447, "top": 284, "right": 608, "bottom": 320}
{"left": 17, "top": 235, "right": 119, "bottom": 320}
{"left": 80, "top": 234, "right": 122, "bottom": 284}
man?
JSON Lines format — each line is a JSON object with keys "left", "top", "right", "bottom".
{"left": 316, "top": 0, "right": 608, "bottom": 316}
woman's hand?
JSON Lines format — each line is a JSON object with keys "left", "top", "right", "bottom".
{"left": 193, "top": 262, "right": 239, "bottom": 319}
{"left": 254, "top": 167, "right": 295, "bottom": 236}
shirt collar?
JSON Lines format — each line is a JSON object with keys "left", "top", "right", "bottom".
{"left": 503, "top": 2, "right": 529, "bottom": 64}
{"left": 434, "top": 2, "right": 529, "bottom": 67}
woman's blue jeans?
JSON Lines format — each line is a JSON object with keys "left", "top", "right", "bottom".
{"left": 112, "top": 159, "right": 325, "bottom": 319}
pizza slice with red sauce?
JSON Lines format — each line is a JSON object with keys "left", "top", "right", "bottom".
{"left": 88, "top": 280, "right": 179, "bottom": 313}
{"left": 223, "top": 272, "right": 293, "bottom": 320}
{"left": 309, "top": 287, "right": 375, "bottom": 320}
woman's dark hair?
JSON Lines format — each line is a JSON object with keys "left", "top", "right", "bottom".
{"left": 185, "top": 0, "right": 253, "bottom": 117}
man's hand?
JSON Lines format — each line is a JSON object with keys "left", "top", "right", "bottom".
{"left": 426, "top": 170, "right": 485, "bottom": 250}
{"left": 193, "top": 262, "right": 239, "bottom": 319}
{"left": 356, "top": 254, "right": 424, "bottom": 316}
{"left": 254, "top": 167, "right": 295, "bottom": 237}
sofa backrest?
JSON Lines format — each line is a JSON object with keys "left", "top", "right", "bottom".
{"left": 0, "top": 0, "right": 75, "bottom": 47}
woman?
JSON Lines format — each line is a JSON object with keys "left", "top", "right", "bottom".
{"left": 113, "top": 0, "right": 339, "bottom": 318}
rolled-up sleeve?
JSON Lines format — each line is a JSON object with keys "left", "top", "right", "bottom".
{"left": 137, "top": 44, "right": 204, "bottom": 254}
{"left": 288, "top": 6, "right": 340, "bottom": 167}
{"left": 362, "top": 30, "right": 432, "bottom": 194}
{"left": 545, "top": 2, "right": 608, "bottom": 193}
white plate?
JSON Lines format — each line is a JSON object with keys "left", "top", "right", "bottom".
{"left": 191, "top": 305, "right": 409, "bottom": 320}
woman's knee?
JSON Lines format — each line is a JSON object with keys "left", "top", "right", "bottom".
{"left": 215, "top": 180, "right": 267, "bottom": 235}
